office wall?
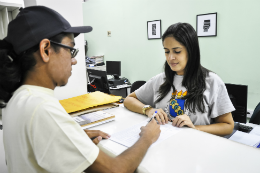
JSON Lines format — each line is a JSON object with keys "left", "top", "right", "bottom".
{"left": 83, "top": 0, "right": 260, "bottom": 110}
{"left": 24, "top": 0, "right": 88, "bottom": 100}
{"left": 23, "top": 0, "right": 35, "bottom": 7}
{"left": 0, "top": 0, "right": 23, "bottom": 5}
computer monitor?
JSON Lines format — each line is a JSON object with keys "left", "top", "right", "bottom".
{"left": 225, "top": 83, "right": 248, "bottom": 123}
{"left": 87, "top": 69, "right": 110, "bottom": 94}
{"left": 106, "top": 61, "right": 121, "bottom": 79}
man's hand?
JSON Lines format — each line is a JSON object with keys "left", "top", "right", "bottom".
{"left": 84, "top": 129, "right": 111, "bottom": 145}
{"left": 146, "top": 108, "right": 168, "bottom": 125}
{"left": 139, "top": 119, "right": 161, "bottom": 144}
{"left": 172, "top": 114, "right": 195, "bottom": 129}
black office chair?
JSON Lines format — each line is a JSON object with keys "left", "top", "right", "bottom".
{"left": 249, "top": 102, "right": 260, "bottom": 125}
{"left": 130, "top": 81, "right": 146, "bottom": 93}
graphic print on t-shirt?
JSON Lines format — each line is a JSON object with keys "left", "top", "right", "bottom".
{"left": 169, "top": 90, "right": 187, "bottom": 117}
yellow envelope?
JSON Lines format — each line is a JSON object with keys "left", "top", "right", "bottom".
{"left": 59, "top": 91, "right": 122, "bottom": 113}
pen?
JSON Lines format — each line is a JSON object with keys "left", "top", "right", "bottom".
{"left": 148, "top": 111, "right": 157, "bottom": 123}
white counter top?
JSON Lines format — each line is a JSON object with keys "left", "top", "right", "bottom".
{"left": 89, "top": 106, "right": 260, "bottom": 173}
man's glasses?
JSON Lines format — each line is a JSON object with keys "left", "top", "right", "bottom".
{"left": 50, "top": 40, "right": 79, "bottom": 58}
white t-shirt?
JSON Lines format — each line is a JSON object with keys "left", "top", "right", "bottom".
{"left": 135, "top": 72, "right": 235, "bottom": 125}
{"left": 2, "top": 85, "right": 99, "bottom": 173}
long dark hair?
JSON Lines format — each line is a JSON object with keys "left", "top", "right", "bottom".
{"left": 0, "top": 33, "right": 69, "bottom": 108}
{"left": 155, "top": 23, "right": 210, "bottom": 113}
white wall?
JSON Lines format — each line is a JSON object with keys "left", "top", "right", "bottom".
{"left": 24, "top": 0, "right": 88, "bottom": 100}
{"left": 0, "top": 0, "right": 23, "bottom": 5}
{"left": 83, "top": 0, "right": 260, "bottom": 111}
{"left": 23, "top": 0, "right": 35, "bottom": 7}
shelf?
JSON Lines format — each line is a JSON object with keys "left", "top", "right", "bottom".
{"left": 0, "top": 2, "right": 22, "bottom": 39}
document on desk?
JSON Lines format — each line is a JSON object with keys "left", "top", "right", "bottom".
{"left": 73, "top": 111, "right": 115, "bottom": 129}
{"left": 109, "top": 119, "right": 182, "bottom": 148}
{"left": 249, "top": 126, "right": 260, "bottom": 136}
{"left": 229, "top": 131, "right": 260, "bottom": 147}
{"left": 59, "top": 91, "right": 121, "bottom": 113}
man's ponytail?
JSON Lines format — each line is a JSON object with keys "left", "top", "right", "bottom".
{"left": 0, "top": 39, "right": 35, "bottom": 108}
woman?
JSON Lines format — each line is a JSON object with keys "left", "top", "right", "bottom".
{"left": 124, "top": 23, "right": 235, "bottom": 136}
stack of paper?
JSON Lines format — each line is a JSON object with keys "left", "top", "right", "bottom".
{"left": 59, "top": 91, "right": 121, "bottom": 113}
{"left": 69, "top": 103, "right": 118, "bottom": 118}
{"left": 229, "top": 129, "right": 260, "bottom": 148}
{"left": 90, "top": 55, "right": 104, "bottom": 64}
{"left": 73, "top": 111, "right": 115, "bottom": 129}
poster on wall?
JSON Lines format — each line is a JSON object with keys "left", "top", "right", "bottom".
{"left": 196, "top": 13, "right": 217, "bottom": 37}
{"left": 147, "top": 20, "right": 161, "bottom": 40}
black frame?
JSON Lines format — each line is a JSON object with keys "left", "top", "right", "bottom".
{"left": 147, "top": 20, "right": 162, "bottom": 40}
{"left": 50, "top": 40, "right": 79, "bottom": 58}
{"left": 196, "top": 12, "right": 217, "bottom": 37}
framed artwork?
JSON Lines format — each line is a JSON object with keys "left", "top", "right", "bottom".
{"left": 196, "top": 13, "right": 217, "bottom": 37}
{"left": 147, "top": 20, "right": 161, "bottom": 40}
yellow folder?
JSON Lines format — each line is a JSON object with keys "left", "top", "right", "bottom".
{"left": 59, "top": 91, "right": 121, "bottom": 113}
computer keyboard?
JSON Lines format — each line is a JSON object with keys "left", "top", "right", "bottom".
{"left": 238, "top": 123, "right": 253, "bottom": 133}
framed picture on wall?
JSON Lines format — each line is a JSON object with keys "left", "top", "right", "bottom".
{"left": 196, "top": 13, "right": 217, "bottom": 37}
{"left": 147, "top": 20, "right": 161, "bottom": 40}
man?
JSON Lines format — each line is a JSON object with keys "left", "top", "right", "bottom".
{"left": 0, "top": 6, "right": 160, "bottom": 173}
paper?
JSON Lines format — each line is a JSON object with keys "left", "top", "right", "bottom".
{"left": 69, "top": 103, "right": 118, "bottom": 117}
{"left": 73, "top": 111, "right": 113, "bottom": 126}
{"left": 59, "top": 91, "right": 121, "bottom": 113}
{"left": 72, "top": 111, "right": 115, "bottom": 129}
{"left": 81, "top": 118, "right": 115, "bottom": 129}
{"left": 249, "top": 126, "right": 260, "bottom": 136}
{"left": 109, "top": 120, "right": 182, "bottom": 148}
{"left": 229, "top": 131, "right": 260, "bottom": 147}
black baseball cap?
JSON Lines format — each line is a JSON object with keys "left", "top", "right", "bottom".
{"left": 5, "top": 6, "right": 92, "bottom": 55}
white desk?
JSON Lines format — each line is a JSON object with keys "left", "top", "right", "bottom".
{"left": 89, "top": 106, "right": 260, "bottom": 173}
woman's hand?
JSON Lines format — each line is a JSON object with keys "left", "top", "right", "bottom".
{"left": 172, "top": 114, "right": 196, "bottom": 129}
{"left": 146, "top": 108, "right": 169, "bottom": 125}
{"left": 84, "top": 129, "right": 111, "bottom": 145}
